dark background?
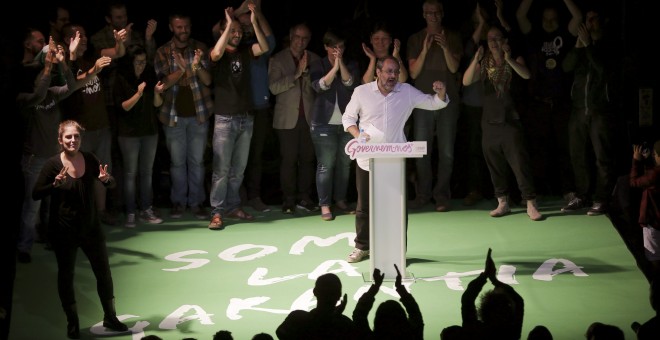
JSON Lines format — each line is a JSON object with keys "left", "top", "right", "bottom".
{"left": 8, "top": 0, "right": 657, "bottom": 135}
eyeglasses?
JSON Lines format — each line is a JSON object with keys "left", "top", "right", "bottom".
{"left": 381, "top": 69, "right": 400, "bottom": 75}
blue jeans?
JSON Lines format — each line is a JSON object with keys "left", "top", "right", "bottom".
{"left": 163, "top": 117, "right": 209, "bottom": 208}
{"left": 310, "top": 124, "right": 353, "bottom": 207}
{"left": 210, "top": 114, "right": 254, "bottom": 216}
{"left": 412, "top": 100, "right": 460, "bottom": 202}
{"left": 19, "top": 154, "right": 49, "bottom": 253}
{"left": 118, "top": 134, "right": 158, "bottom": 214}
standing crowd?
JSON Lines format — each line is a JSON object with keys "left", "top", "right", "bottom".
{"left": 8, "top": 0, "right": 657, "bottom": 339}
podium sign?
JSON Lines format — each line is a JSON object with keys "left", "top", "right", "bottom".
{"left": 345, "top": 141, "right": 427, "bottom": 279}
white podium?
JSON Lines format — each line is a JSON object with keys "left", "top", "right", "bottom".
{"left": 345, "top": 140, "right": 427, "bottom": 280}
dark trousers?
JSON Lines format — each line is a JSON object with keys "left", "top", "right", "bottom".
{"left": 461, "top": 103, "right": 491, "bottom": 195}
{"left": 524, "top": 98, "right": 574, "bottom": 195}
{"left": 482, "top": 120, "right": 537, "bottom": 200}
{"left": 244, "top": 107, "right": 273, "bottom": 200}
{"left": 568, "top": 111, "right": 616, "bottom": 203}
{"left": 52, "top": 236, "right": 115, "bottom": 308}
{"left": 276, "top": 115, "right": 316, "bottom": 203}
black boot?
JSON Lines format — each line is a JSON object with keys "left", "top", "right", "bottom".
{"left": 101, "top": 298, "right": 128, "bottom": 332}
{"left": 63, "top": 304, "right": 80, "bottom": 339}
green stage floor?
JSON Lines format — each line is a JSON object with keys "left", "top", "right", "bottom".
{"left": 10, "top": 197, "right": 654, "bottom": 339}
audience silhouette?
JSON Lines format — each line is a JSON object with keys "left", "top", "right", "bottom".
{"left": 461, "top": 248, "right": 524, "bottom": 340}
{"left": 585, "top": 322, "right": 624, "bottom": 340}
{"left": 276, "top": 272, "right": 357, "bottom": 339}
{"left": 353, "top": 264, "right": 424, "bottom": 340}
{"left": 440, "top": 324, "right": 468, "bottom": 340}
{"left": 631, "top": 274, "right": 660, "bottom": 339}
{"left": 527, "top": 325, "right": 553, "bottom": 340}
{"left": 213, "top": 329, "right": 233, "bottom": 340}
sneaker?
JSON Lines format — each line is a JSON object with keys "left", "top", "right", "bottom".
{"left": 561, "top": 197, "right": 586, "bottom": 212}
{"left": 191, "top": 206, "right": 209, "bottom": 220}
{"left": 297, "top": 200, "right": 319, "bottom": 212}
{"left": 248, "top": 197, "right": 271, "bottom": 212}
{"left": 587, "top": 202, "right": 607, "bottom": 216}
{"left": 140, "top": 208, "right": 163, "bottom": 224}
{"left": 170, "top": 204, "right": 184, "bottom": 219}
{"left": 124, "top": 213, "right": 136, "bottom": 228}
{"left": 100, "top": 210, "right": 118, "bottom": 225}
{"left": 282, "top": 203, "right": 296, "bottom": 214}
{"left": 463, "top": 191, "right": 483, "bottom": 206}
{"left": 208, "top": 214, "right": 224, "bottom": 230}
{"left": 347, "top": 248, "right": 369, "bottom": 263}
{"left": 563, "top": 192, "right": 577, "bottom": 204}
{"left": 407, "top": 197, "right": 429, "bottom": 209}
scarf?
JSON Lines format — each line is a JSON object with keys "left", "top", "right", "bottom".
{"left": 482, "top": 53, "right": 512, "bottom": 98}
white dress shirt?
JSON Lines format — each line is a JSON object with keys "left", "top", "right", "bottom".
{"left": 342, "top": 81, "right": 448, "bottom": 170}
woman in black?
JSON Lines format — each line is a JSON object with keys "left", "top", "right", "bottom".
{"left": 462, "top": 24, "right": 542, "bottom": 221}
{"left": 32, "top": 120, "right": 128, "bottom": 339}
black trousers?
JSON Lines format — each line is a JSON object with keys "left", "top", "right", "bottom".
{"left": 482, "top": 120, "right": 537, "bottom": 200}
{"left": 567, "top": 111, "right": 616, "bottom": 203}
{"left": 244, "top": 107, "right": 273, "bottom": 200}
{"left": 52, "top": 235, "right": 115, "bottom": 308}
{"left": 276, "top": 115, "right": 316, "bottom": 203}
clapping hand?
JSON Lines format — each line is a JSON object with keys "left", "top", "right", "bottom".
{"left": 154, "top": 81, "right": 165, "bottom": 94}
{"left": 334, "top": 293, "right": 347, "bottom": 315}
{"left": 172, "top": 51, "right": 187, "bottom": 70}
{"left": 373, "top": 268, "right": 385, "bottom": 288}
{"left": 68, "top": 31, "right": 81, "bottom": 56}
{"left": 484, "top": 248, "right": 496, "bottom": 281}
{"left": 394, "top": 264, "right": 403, "bottom": 290}
{"left": 362, "top": 43, "right": 376, "bottom": 60}
{"left": 137, "top": 81, "right": 146, "bottom": 96}
{"left": 392, "top": 39, "right": 402, "bottom": 59}
{"left": 146, "top": 19, "right": 158, "bottom": 40}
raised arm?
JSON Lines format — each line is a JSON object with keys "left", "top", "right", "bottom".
{"left": 98, "top": 28, "right": 127, "bottom": 59}
{"left": 394, "top": 264, "right": 424, "bottom": 336}
{"left": 515, "top": 0, "right": 533, "bottom": 35}
{"left": 144, "top": 19, "right": 158, "bottom": 58}
{"left": 486, "top": 248, "right": 525, "bottom": 340}
{"left": 361, "top": 43, "right": 377, "bottom": 84}
{"left": 210, "top": 8, "right": 234, "bottom": 61}
{"left": 503, "top": 44, "right": 530, "bottom": 79}
{"left": 249, "top": 3, "right": 269, "bottom": 57}
{"left": 463, "top": 45, "right": 483, "bottom": 85}
{"left": 352, "top": 268, "right": 385, "bottom": 335}
{"left": 408, "top": 33, "right": 432, "bottom": 79}
{"left": 564, "top": 0, "right": 583, "bottom": 36}
{"left": 392, "top": 39, "right": 408, "bottom": 82}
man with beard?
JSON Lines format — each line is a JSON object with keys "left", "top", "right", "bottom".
{"left": 341, "top": 55, "right": 449, "bottom": 263}
{"left": 207, "top": 5, "right": 269, "bottom": 230}
{"left": 154, "top": 12, "right": 213, "bottom": 221}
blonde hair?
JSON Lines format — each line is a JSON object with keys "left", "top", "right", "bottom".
{"left": 57, "top": 120, "right": 84, "bottom": 151}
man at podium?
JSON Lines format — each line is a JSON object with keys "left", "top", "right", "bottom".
{"left": 341, "top": 55, "right": 449, "bottom": 263}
